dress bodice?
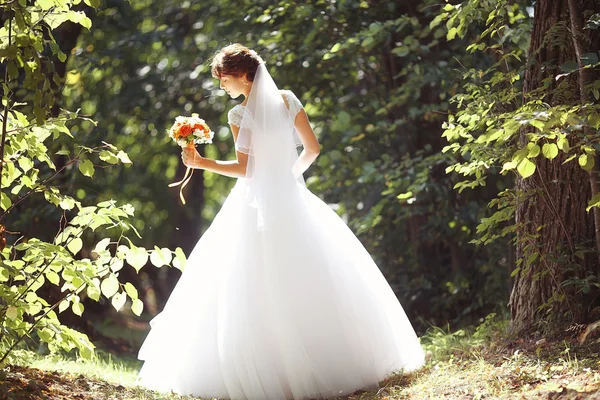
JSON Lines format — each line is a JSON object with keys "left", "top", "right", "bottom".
{"left": 227, "top": 89, "right": 303, "bottom": 127}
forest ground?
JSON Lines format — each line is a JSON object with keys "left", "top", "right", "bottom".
{"left": 1, "top": 317, "right": 599, "bottom": 399}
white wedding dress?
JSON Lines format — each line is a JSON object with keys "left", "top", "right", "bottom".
{"left": 138, "top": 66, "right": 425, "bottom": 400}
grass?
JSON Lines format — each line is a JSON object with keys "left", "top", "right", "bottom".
{"left": 1, "top": 315, "right": 600, "bottom": 399}
{"left": 1, "top": 348, "right": 196, "bottom": 399}
{"left": 19, "top": 349, "right": 142, "bottom": 387}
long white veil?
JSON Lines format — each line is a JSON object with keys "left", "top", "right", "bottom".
{"left": 236, "top": 64, "right": 302, "bottom": 224}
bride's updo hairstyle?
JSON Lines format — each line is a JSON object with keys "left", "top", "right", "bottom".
{"left": 211, "top": 43, "right": 265, "bottom": 82}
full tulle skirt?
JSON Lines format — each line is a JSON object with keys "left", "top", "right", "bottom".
{"left": 138, "top": 179, "right": 425, "bottom": 399}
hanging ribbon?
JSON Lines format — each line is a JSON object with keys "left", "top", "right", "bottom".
{"left": 169, "top": 143, "right": 195, "bottom": 205}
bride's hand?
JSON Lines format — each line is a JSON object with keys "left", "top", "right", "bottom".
{"left": 181, "top": 147, "right": 205, "bottom": 169}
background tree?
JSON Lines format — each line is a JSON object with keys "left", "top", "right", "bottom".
{"left": 441, "top": 0, "right": 600, "bottom": 335}
{"left": 510, "top": 0, "right": 600, "bottom": 333}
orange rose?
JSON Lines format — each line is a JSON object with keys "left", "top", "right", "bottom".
{"left": 179, "top": 124, "right": 193, "bottom": 137}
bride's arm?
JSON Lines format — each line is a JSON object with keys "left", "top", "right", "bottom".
{"left": 292, "top": 110, "right": 320, "bottom": 178}
{"left": 181, "top": 124, "right": 249, "bottom": 178}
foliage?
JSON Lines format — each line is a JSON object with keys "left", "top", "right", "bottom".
{"left": 421, "top": 313, "right": 508, "bottom": 361}
{"left": 50, "top": 0, "right": 526, "bottom": 330}
{"left": 442, "top": 0, "right": 600, "bottom": 191}
{"left": 440, "top": 0, "right": 600, "bottom": 326}
{"left": 0, "top": 0, "right": 184, "bottom": 363}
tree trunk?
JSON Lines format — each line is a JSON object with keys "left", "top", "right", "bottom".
{"left": 510, "top": 0, "right": 600, "bottom": 335}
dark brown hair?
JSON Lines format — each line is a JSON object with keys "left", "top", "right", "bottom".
{"left": 211, "top": 43, "right": 264, "bottom": 82}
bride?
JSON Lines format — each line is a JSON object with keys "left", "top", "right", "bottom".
{"left": 138, "top": 43, "right": 425, "bottom": 400}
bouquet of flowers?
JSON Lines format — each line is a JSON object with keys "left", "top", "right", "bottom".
{"left": 168, "top": 114, "right": 214, "bottom": 148}
{"left": 168, "top": 115, "right": 213, "bottom": 204}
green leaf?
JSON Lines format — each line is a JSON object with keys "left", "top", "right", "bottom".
{"left": 110, "top": 259, "right": 124, "bottom": 272}
{"left": 59, "top": 300, "right": 70, "bottom": 313}
{"left": 447, "top": 27, "right": 458, "bottom": 40}
{"left": 589, "top": 113, "right": 600, "bottom": 129}
{"left": 587, "top": 192, "right": 600, "bottom": 212}
{"left": 502, "top": 160, "right": 517, "bottom": 172}
{"left": 93, "top": 238, "right": 111, "bottom": 254}
{"left": 542, "top": 143, "right": 558, "bottom": 160}
{"left": 126, "top": 246, "right": 148, "bottom": 272}
{"left": 97, "top": 200, "right": 116, "bottom": 208}
{"left": 150, "top": 248, "right": 172, "bottom": 267}
{"left": 78, "top": 159, "right": 95, "bottom": 177}
{"left": 322, "top": 52, "right": 335, "bottom": 61}
{"left": 46, "top": 271, "right": 60, "bottom": 285}
{"left": 529, "top": 119, "right": 545, "bottom": 131}
{"left": 116, "top": 151, "right": 132, "bottom": 164}
{"left": 18, "top": 157, "right": 34, "bottom": 173}
{"left": 38, "top": 328, "right": 55, "bottom": 343}
{"left": 579, "top": 154, "right": 595, "bottom": 171}
{"left": 581, "top": 52, "right": 599, "bottom": 66}
{"left": 79, "top": 345, "right": 93, "bottom": 360}
{"left": 397, "top": 191, "right": 414, "bottom": 200}
{"left": 72, "top": 301, "right": 84, "bottom": 316}
{"left": 559, "top": 60, "right": 579, "bottom": 73}
{"left": 59, "top": 197, "right": 76, "bottom": 210}
{"left": 517, "top": 158, "right": 536, "bottom": 178}
{"left": 557, "top": 136, "right": 570, "bottom": 152}
{"left": 563, "top": 154, "right": 577, "bottom": 164}
{"left": 124, "top": 282, "right": 138, "bottom": 300}
{"left": 37, "top": 0, "right": 56, "bottom": 10}
{"left": 111, "top": 292, "right": 126, "bottom": 312}
{"left": 1, "top": 193, "right": 12, "bottom": 211}
{"left": 45, "top": 10, "right": 92, "bottom": 30}
{"left": 99, "top": 150, "right": 119, "bottom": 164}
{"left": 6, "top": 306, "right": 18, "bottom": 321}
{"left": 100, "top": 274, "right": 119, "bottom": 298}
{"left": 131, "top": 299, "right": 144, "bottom": 316}
{"left": 173, "top": 247, "right": 187, "bottom": 271}
{"left": 67, "top": 237, "right": 83, "bottom": 254}
{"left": 87, "top": 284, "right": 101, "bottom": 301}
{"left": 527, "top": 144, "right": 540, "bottom": 158}
{"left": 68, "top": 11, "right": 92, "bottom": 29}
{"left": 49, "top": 41, "right": 67, "bottom": 62}
{"left": 25, "top": 292, "right": 38, "bottom": 303}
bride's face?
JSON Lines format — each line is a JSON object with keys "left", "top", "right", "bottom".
{"left": 219, "top": 74, "right": 249, "bottom": 99}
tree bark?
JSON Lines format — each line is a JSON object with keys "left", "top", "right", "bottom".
{"left": 566, "top": 0, "right": 600, "bottom": 265}
{"left": 510, "top": 0, "right": 600, "bottom": 335}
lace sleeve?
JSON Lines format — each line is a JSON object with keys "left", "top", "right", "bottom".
{"left": 227, "top": 105, "right": 245, "bottom": 127}
{"left": 281, "top": 90, "right": 303, "bottom": 120}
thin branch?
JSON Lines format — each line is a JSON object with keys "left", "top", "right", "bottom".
{"left": 0, "top": 254, "right": 124, "bottom": 364}
{"left": 0, "top": 158, "right": 78, "bottom": 220}
{"left": 0, "top": 17, "right": 13, "bottom": 206}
